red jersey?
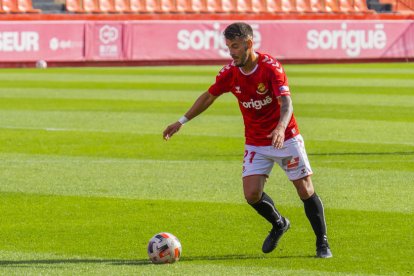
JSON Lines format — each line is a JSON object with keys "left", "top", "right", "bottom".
{"left": 208, "top": 52, "right": 300, "bottom": 146}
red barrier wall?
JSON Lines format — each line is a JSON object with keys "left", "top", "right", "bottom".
{"left": 1, "top": 20, "right": 413, "bottom": 67}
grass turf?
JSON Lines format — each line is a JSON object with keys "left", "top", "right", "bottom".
{"left": 0, "top": 63, "right": 413, "bottom": 275}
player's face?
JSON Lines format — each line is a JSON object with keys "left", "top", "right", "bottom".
{"left": 226, "top": 37, "right": 250, "bottom": 67}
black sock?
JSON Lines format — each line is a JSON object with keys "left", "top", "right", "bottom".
{"left": 302, "top": 193, "right": 328, "bottom": 246}
{"left": 250, "top": 192, "right": 284, "bottom": 229}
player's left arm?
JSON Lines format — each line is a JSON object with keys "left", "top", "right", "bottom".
{"left": 267, "top": 95, "right": 293, "bottom": 149}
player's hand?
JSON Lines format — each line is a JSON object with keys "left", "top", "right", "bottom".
{"left": 267, "top": 124, "right": 285, "bottom": 149}
{"left": 163, "top": 122, "right": 183, "bottom": 141}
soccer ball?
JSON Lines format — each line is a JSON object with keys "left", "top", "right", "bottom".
{"left": 147, "top": 232, "right": 182, "bottom": 264}
{"left": 36, "top": 60, "right": 47, "bottom": 69}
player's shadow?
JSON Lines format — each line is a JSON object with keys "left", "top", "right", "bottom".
{"left": 181, "top": 254, "right": 314, "bottom": 262}
{"left": 0, "top": 254, "right": 313, "bottom": 267}
{"left": 0, "top": 259, "right": 151, "bottom": 267}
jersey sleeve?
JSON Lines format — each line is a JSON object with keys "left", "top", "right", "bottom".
{"left": 208, "top": 64, "right": 233, "bottom": 96}
{"left": 270, "top": 61, "right": 290, "bottom": 97}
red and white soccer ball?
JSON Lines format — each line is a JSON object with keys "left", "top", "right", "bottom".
{"left": 147, "top": 232, "right": 182, "bottom": 264}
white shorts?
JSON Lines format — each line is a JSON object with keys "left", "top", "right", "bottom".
{"left": 242, "top": 134, "right": 313, "bottom": 181}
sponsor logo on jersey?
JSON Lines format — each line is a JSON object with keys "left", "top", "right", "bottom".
{"left": 240, "top": 95, "right": 272, "bottom": 110}
{"left": 235, "top": 86, "right": 242, "bottom": 94}
{"left": 256, "top": 83, "right": 268, "bottom": 95}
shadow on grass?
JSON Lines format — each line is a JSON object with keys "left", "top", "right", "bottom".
{"left": 0, "top": 254, "right": 314, "bottom": 267}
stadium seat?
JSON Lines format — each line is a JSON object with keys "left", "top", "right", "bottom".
{"left": 144, "top": 0, "right": 160, "bottom": 12}
{"left": 175, "top": 0, "right": 193, "bottom": 12}
{"left": 324, "top": 0, "right": 340, "bottom": 12}
{"left": 309, "top": 0, "right": 325, "bottom": 12}
{"left": 281, "top": 0, "right": 297, "bottom": 12}
{"left": 83, "top": 0, "right": 100, "bottom": 12}
{"left": 203, "top": 0, "right": 224, "bottom": 12}
{"left": 296, "top": 0, "right": 312, "bottom": 12}
{"left": 234, "top": 0, "right": 254, "bottom": 13}
{"left": 114, "top": 0, "right": 133, "bottom": 12}
{"left": 129, "top": 0, "right": 156, "bottom": 13}
{"left": 338, "top": 0, "right": 354, "bottom": 12}
{"left": 0, "top": 1, "right": 5, "bottom": 13}
{"left": 251, "top": 0, "right": 267, "bottom": 12}
{"left": 186, "top": 0, "right": 205, "bottom": 12}
{"left": 389, "top": 0, "right": 414, "bottom": 13}
{"left": 17, "top": 0, "right": 40, "bottom": 12}
{"left": 66, "top": 0, "right": 85, "bottom": 13}
{"left": 354, "top": 0, "right": 375, "bottom": 12}
{"left": 98, "top": 0, "right": 117, "bottom": 12}
{"left": 221, "top": 0, "right": 236, "bottom": 12}
{"left": 2, "top": 0, "right": 20, "bottom": 12}
{"left": 265, "top": 0, "right": 281, "bottom": 12}
{"left": 158, "top": 0, "right": 177, "bottom": 12}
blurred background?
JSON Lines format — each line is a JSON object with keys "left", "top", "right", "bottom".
{"left": 0, "top": 0, "right": 413, "bottom": 67}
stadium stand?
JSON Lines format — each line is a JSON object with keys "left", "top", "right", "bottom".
{"left": 378, "top": 0, "right": 414, "bottom": 12}
{"left": 2, "top": 0, "right": 40, "bottom": 12}
{"left": 0, "top": 0, "right": 413, "bottom": 16}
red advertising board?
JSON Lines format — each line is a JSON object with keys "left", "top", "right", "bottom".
{"left": 0, "top": 21, "right": 85, "bottom": 61}
{"left": 0, "top": 20, "right": 413, "bottom": 62}
{"left": 127, "top": 20, "right": 414, "bottom": 60}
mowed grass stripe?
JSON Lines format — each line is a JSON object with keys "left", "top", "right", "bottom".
{"left": 0, "top": 111, "right": 413, "bottom": 146}
{"left": 0, "top": 73, "right": 214, "bottom": 84}
{"left": 0, "top": 153, "right": 412, "bottom": 213}
{"left": 0, "top": 80, "right": 210, "bottom": 91}
{"left": 1, "top": 97, "right": 412, "bottom": 122}
{"left": 0, "top": 129, "right": 412, "bottom": 160}
{"left": 1, "top": 88, "right": 414, "bottom": 108}
{"left": 0, "top": 192, "right": 412, "bottom": 275}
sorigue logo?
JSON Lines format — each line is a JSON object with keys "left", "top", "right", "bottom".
{"left": 306, "top": 23, "right": 387, "bottom": 57}
{"left": 177, "top": 23, "right": 261, "bottom": 58}
{"left": 241, "top": 96, "right": 272, "bottom": 110}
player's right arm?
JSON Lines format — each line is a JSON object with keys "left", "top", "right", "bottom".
{"left": 162, "top": 91, "right": 218, "bottom": 140}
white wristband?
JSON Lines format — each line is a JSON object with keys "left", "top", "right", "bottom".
{"left": 178, "top": 116, "right": 189, "bottom": 125}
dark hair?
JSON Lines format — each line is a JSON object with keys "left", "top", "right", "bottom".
{"left": 223, "top": 22, "right": 253, "bottom": 40}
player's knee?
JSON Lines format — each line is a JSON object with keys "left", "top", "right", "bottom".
{"left": 244, "top": 190, "right": 262, "bottom": 204}
{"left": 296, "top": 185, "right": 314, "bottom": 199}
{"left": 293, "top": 177, "right": 314, "bottom": 199}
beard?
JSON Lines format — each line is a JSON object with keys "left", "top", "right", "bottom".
{"left": 234, "top": 52, "right": 248, "bottom": 67}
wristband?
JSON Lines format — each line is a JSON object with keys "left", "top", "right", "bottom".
{"left": 178, "top": 116, "right": 189, "bottom": 125}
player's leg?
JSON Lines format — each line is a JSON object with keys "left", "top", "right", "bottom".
{"left": 276, "top": 134, "right": 332, "bottom": 258}
{"left": 243, "top": 175, "right": 290, "bottom": 254}
{"left": 292, "top": 176, "right": 332, "bottom": 258}
{"left": 242, "top": 145, "right": 289, "bottom": 253}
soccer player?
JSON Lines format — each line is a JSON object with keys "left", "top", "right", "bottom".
{"left": 162, "top": 22, "right": 332, "bottom": 258}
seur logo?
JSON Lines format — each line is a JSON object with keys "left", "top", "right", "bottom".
{"left": 0, "top": 31, "right": 39, "bottom": 52}
{"left": 306, "top": 23, "right": 387, "bottom": 57}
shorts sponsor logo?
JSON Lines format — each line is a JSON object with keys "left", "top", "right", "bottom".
{"left": 240, "top": 95, "right": 272, "bottom": 110}
{"left": 287, "top": 157, "right": 300, "bottom": 169}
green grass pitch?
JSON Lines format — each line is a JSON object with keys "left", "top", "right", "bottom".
{"left": 0, "top": 63, "right": 413, "bottom": 275}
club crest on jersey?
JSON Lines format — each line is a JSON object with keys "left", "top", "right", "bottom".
{"left": 256, "top": 83, "right": 268, "bottom": 95}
